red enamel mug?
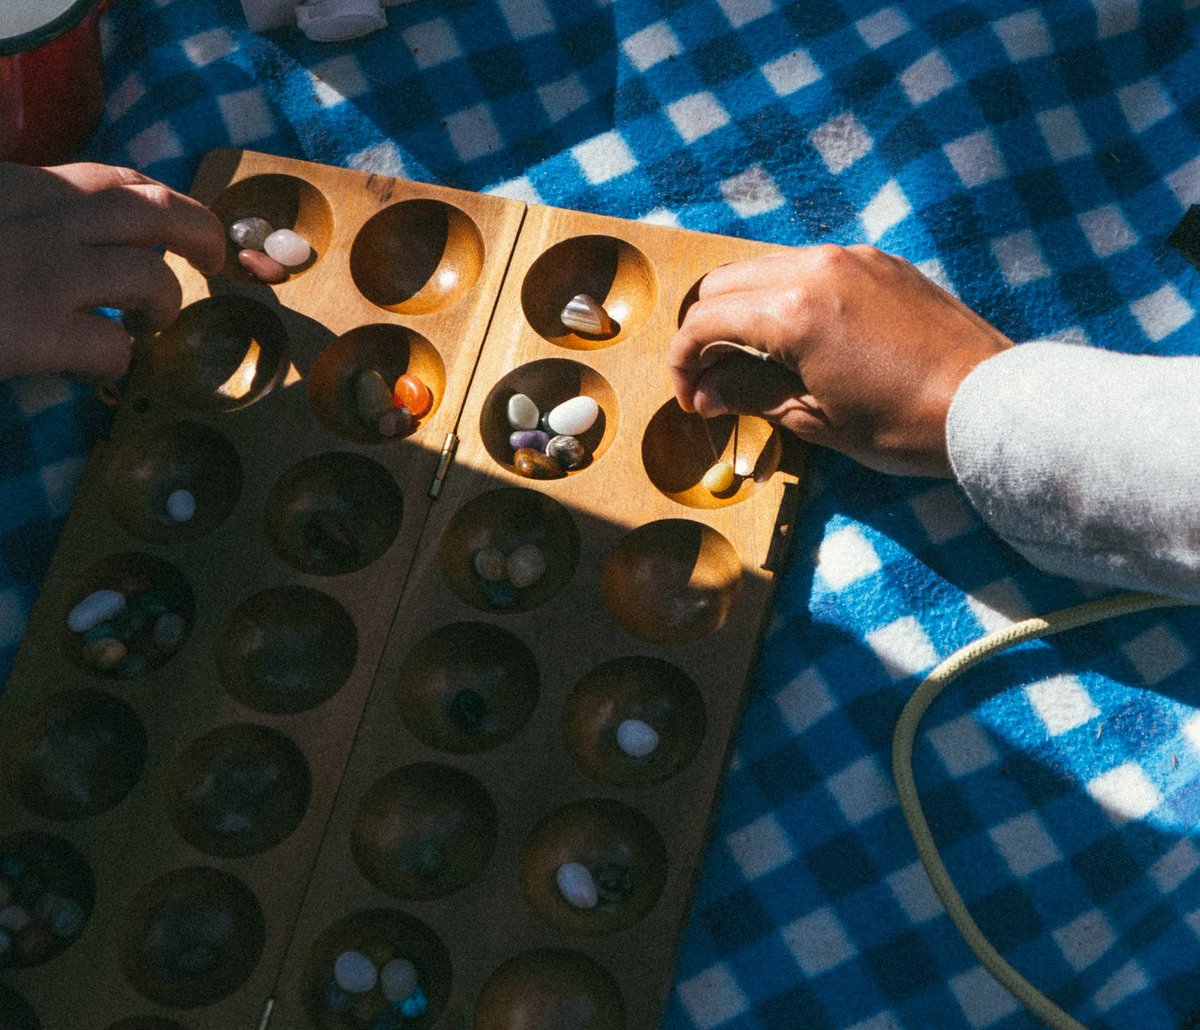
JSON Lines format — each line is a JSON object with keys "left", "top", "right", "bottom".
{"left": 0, "top": 0, "right": 110, "bottom": 165}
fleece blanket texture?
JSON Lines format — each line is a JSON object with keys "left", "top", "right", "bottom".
{"left": 3, "top": 0, "right": 1200, "bottom": 1026}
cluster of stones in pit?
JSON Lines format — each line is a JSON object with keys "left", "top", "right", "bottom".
{"left": 506, "top": 393, "right": 599, "bottom": 479}
{"left": 0, "top": 852, "right": 86, "bottom": 966}
{"left": 68, "top": 582, "right": 186, "bottom": 676}
{"left": 323, "top": 948, "right": 427, "bottom": 1028}
{"left": 228, "top": 217, "right": 312, "bottom": 284}
{"left": 550, "top": 720, "right": 660, "bottom": 911}
{"left": 353, "top": 367, "right": 433, "bottom": 439}
{"left": 470, "top": 534, "right": 547, "bottom": 611}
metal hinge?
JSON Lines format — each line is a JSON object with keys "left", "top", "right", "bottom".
{"left": 429, "top": 431, "right": 459, "bottom": 499}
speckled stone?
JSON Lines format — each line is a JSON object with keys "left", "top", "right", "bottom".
{"left": 225, "top": 216, "right": 271, "bottom": 249}
{"left": 228, "top": 217, "right": 273, "bottom": 250}
{"left": 513, "top": 447, "right": 562, "bottom": 479}
{"left": 546, "top": 434, "right": 587, "bottom": 471}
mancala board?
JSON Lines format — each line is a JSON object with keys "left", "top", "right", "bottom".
{"left": 0, "top": 147, "right": 806, "bottom": 1030}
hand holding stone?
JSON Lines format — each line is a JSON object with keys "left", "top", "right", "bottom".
{"left": 667, "top": 244, "right": 1014, "bottom": 478}
{"left": 0, "top": 161, "right": 224, "bottom": 381}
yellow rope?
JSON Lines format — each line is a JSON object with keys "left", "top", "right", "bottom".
{"left": 892, "top": 591, "right": 1192, "bottom": 1029}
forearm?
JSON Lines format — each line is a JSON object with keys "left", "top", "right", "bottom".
{"left": 947, "top": 341, "right": 1200, "bottom": 600}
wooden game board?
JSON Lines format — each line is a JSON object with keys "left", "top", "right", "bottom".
{"left": 0, "top": 148, "right": 805, "bottom": 1030}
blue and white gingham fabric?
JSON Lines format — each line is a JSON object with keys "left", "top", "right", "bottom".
{"left": 4, "top": 0, "right": 1200, "bottom": 1026}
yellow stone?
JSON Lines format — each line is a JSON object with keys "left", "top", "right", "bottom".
{"left": 701, "top": 461, "right": 735, "bottom": 493}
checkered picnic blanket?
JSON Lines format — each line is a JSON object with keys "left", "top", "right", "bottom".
{"left": 5, "top": 0, "right": 1200, "bottom": 1026}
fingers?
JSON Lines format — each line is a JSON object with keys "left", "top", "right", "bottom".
{"left": 74, "top": 246, "right": 184, "bottom": 335}
{"left": 48, "top": 162, "right": 157, "bottom": 193}
{"left": 695, "top": 245, "right": 854, "bottom": 299}
{"left": 691, "top": 357, "right": 832, "bottom": 442}
{"left": 669, "top": 286, "right": 810, "bottom": 411}
{"left": 76, "top": 184, "right": 225, "bottom": 275}
{"left": 46, "top": 313, "right": 135, "bottom": 380}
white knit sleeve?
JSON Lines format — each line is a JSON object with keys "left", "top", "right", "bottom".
{"left": 945, "top": 340, "right": 1200, "bottom": 600}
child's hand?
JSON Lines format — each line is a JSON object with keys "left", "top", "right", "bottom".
{"left": 0, "top": 162, "right": 225, "bottom": 381}
{"left": 668, "top": 244, "right": 1014, "bottom": 477}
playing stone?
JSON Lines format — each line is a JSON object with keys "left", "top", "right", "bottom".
{"left": 555, "top": 862, "right": 599, "bottom": 909}
{"left": 380, "top": 957, "right": 419, "bottom": 1002}
{"left": 263, "top": 228, "right": 312, "bottom": 266}
{"left": 355, "top": 369, "right": 394, "bottom": 425}
{"left": 506, "top": 393, "right": 540, "bottom": 430}
{"left": 378, "top": 406, "right": 415, "bottom": 438}
{"left": 514, "top": 447, "right": 562, "bottom": 479}
{"left": 472, "top": 546, "right": 508, "bottom": 582}
{"left": 237, "top": 248, "right": 288, "bottom": 283}
{"left": 509, "top": 429, "right": 550, "bottom": 451}
{"left": 166, "top": 488, "right": 196, "bottom": 523}
{"left": 546, "top": 434, "right": 587, "bottom": 470}
{"left": 67, "top": 589, "right": 125, "bottom": 634}
{"left": 505, "top": 543, "right": 546, "bottom": 588}
{"left": 545, "top": 396, "right": 598, "bottom": 436}
{"left": 701, "top": 461, "right": 735, "bottom": 493}
{"left": 616, "top": 718, "right": 660, "bottom": 758}
{"left": 560, "top": 293, "right": 612, "bottom": 335}
{"left": 228, "top": 216, "right": 273, "bottom": 250}
{"left": 393, "top": 374, "right": 433, "bottom": 418}
{"left": 334, "top": 949, "right": 378, "bottom": 993}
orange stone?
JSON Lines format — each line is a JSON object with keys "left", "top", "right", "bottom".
{"left": 392, "top": 374, "right": 433, "bottom": 418}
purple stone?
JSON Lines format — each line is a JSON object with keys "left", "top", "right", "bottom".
{"left": 509, "top": 429, "right": 550, "bottom": 451}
